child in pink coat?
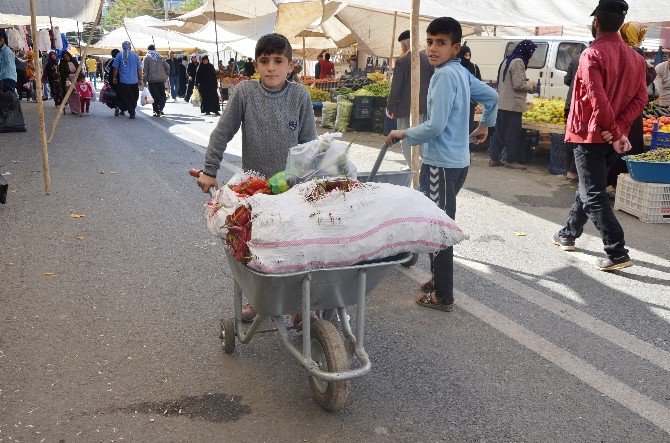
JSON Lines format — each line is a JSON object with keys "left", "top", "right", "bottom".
{"left": 75, "top": 73, "right": 94, "bottom": 115}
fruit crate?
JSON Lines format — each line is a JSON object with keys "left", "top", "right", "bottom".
{"left": 623, "top": 155, "right": 670, "bottom": 184}
{"left": 548, "top": 133, "right": 568, "bottom": 174}
{"left": 650, "top": 122, "right": 670, "bottom": 150}
{"left": 614, "top": 174, "right": 670, "bottom": 223}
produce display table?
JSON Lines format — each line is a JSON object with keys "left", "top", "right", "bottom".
{"left": 474, "top": 114, "right": 566, "bottom": 134}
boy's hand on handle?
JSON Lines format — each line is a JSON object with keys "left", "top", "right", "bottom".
{"left": 469, "top": 124, "right": 489, "bottom": 145}
{"left": 385, "top": 129, "right": 406, "bottom": 147}
{"left": 188, "top": 168, "right": 218, "bottom": 193}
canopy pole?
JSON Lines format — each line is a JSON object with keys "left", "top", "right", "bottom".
{"left": 302, "top": 36, "right": 306, "bottom": 77}
{"left": 47, "top": 0, "right": 104, "bottom": 144}
{"left": 77, "top": 21, "right": 82, "bottom": 54}
{"left": 212, "top": 0, "right": 220, "bottom": 68}
{"left": 410, "top": 0, "right": 421, "bottom": 188}
{"left": 29, "top": 0, "right": 51, "bottom": 195}
{"left": 388, "top": 11, "right": 398, "bottom": 79}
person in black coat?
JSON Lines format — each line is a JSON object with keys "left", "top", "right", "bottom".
{"left": 185, "top": 54, "right": 198, "bottom": 102}
{"left": 194, "top": 55, "right": 220, "bottom": 115}
{"left": 178, "top": 56, "right": 187, "bottom": 97}
{"left": 458, "top": 45, "right": 482, "bottom": 151}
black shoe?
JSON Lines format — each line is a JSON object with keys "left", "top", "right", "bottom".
{"left": 153, "top": 112, "right": 159, "bottom": 117}
{"left": 205, "top": 112, "right": 211, "bottom": 115}
{"left": 596, "top": 255, "right": 633, "bottom": 271}
{"left": 159, "top": 110, "right": 165, "bottom": 116}
{"left": 552, "top": 232, "right": 576, "bottom": 251}
{"left": 489, "top": 159, "right": 503, "bottom": 167}
{"left": 114, "top": 107, "right": 119, "bottom": 116}
{"left": 120, "top": 111, "right": 125, "bottom": 116}
{"left": 214, "top": 112, "right": 221, "bottom": 116}
{"left": 128, "top": 114, "right": 135, "bottom": 120}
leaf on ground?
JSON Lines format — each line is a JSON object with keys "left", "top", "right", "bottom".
{"left": 10, "top": 189, "right": 16, "bottom": 193}
{"left": 514, "top": 232, "right": 526, "bottom": 236}
{"left": 76, "top": 236, "right": 84, "bottom": 240}
{"left": 110, "top": 171, "right": 117, "bottom": 174}
{"left": 100, "top": 170, "right": 105, "bottom": 175}
{"left": 69, "top": 214, "right": 85, "bottom": 219}
{"left": 44, "top": 272, "right": 54, "bottom": 276}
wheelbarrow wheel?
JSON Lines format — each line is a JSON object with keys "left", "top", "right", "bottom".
{"left": 308, "top": 319, "right": 350, "bottom": 411}
{"left": 401, "top": 253, "right": 419, "bottom": 268}
{"left": 219, "top": 318, "right": 235, "bottom": 354}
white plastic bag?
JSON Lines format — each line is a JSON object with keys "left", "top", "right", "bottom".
{"left": 243, "top": 181, "right": 469, "bottom": 273}
{"left": 140, "top": 88, "right": 154, "bottom": 106}
{"left": 285, "top": 132, "right": 357, "bottom": 183}
{"left": 191, "top": 89, "right": 201, "bottom": 107}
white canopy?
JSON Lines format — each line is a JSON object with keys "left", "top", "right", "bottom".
{"left": 0, "top": 0, "right": 100, "bottom": 22}
{"left": 88, "top": 23, "right": 206, "bottom": 54}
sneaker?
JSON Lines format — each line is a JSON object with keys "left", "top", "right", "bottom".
{"left": 489, "top": 159, "right": 503, "bottom": 167}
{"left": 214, "top": 112, "right": 221, "bottom": 116}
{"left": 114, "top": 107, "right": 119, "bottom": 116}
{"left": 552, "top": 232, "right": 576, "bottom": 251}
{"left": 152, "top": 112, "right": 159, "bottom": 117}
{"left": 596, "top": 255, "right": 633, "bottom": 271}
{"left": 241, "top": 302, "right": 257, "bottom": 322}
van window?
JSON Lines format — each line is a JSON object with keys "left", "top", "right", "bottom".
{"left": 504, "top": 42, "right": 548, "bottom": 69}
{"left": 555, "top": 42, "right": 586, "bottom": 72}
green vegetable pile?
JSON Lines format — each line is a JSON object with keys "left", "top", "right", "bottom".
{"left": 306, "top": 86, "right": 331, "bottom": 102}
{"left": 349, "top": 81, "right": 391, "bottom": 98}
{"left": 334, "top": 99, "right": 353, "bottom": 132}
{"left": 628, "top": 148, "right": 670, "bottom": 162}
{"left": 329, "top": 87, "right": 353, "bottom": 101}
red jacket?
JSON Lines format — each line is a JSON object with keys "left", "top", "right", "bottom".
{"left": 75, "top": 81, "right": 94, "bottom": 99}
{"left": 319, "top": 60, "right": 335, "bottom": 79}
{"left": 566, "top": 33, "right": 647, "bottom": 144}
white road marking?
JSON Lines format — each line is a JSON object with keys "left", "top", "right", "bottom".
{"left": 399, "top": 265, "right": 670, "bottom": 434}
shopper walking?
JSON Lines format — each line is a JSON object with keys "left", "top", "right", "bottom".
{"left": 185, "top": 54, "right": 198, "bottom": 102}
{"left": 112, "top": 41, "right": 142, "bottom": 119}
{"left": 43, "top": 51, "right": 62, "bottom": 106}
{"left": 314, "top": 53, "right": 323, "bottom": 79}
{"left": 166, "top": 51, "right": 180, "bottom": 101}
{"left": 85, "top": 55, "right": 98, "bottom": 88}
{"left": 386, "top": 30, "right": 433, "bottom": 167}
{"left": 143, "top": 44, "right": 169, "bottom": 117}
{"left": 0, "top": 34, "right": 17, "bottom": 92}
{"left": 489, "top": 40, "right": 537, "bottom": 169}
{"left": 458, "top": 45, "right": 481, "bottom": 151}
{"left": 194, "top": 55, "right": 220, "bottom": 116}
{"left": 243, "top": 57, "right": 255, "bottom": 77}
{"left": 178, "top": 55, "right": 188, "bottom": 98}
{"left": 654, "top": 59, "right": 670, "bottom": 107}
{"left": 553, "top": 0, "right": 647, "bottom": 271}
{"left": 103, "top": 49, "right": 120, "bottom": 114}
{"left": 58, "top": 50, "right": 78, "bottom": 99}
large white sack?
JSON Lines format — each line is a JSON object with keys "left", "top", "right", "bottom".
{"left": 244, "top": 181, "right": 469, "bottom": 274}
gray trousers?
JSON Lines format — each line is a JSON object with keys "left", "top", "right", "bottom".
{"left": 396, "top": 114, "right": 426, "bottom": 167}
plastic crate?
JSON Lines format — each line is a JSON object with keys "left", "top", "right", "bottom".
{"left": 650, "top": 122, "right": 670, "bottom": 150}
{"left": 623, "top": 156, "right": 670, "bottom": 184}
{"left": 614, "top": 174, "right": 670, "bottom": 223}
{"left": 353, "top": 96, "right": 374, "bottom": 107}
{"left": 520, "top": 129, "right": 540, "bottom": 164}
{"left": 548, "top": 133, "right": 568, "bottom": 174}
{"left": 352, "top": 106, "right": 372, "bottom": 120}
{"left": 373, "top": 96, "right": 387, "bottom": 108}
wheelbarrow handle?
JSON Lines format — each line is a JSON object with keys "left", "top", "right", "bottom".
{"left": 366, "top": 144, "right": 389, "bottom": 183}
{"left": 188, "top": 168, "right": 216, "bottom": 196}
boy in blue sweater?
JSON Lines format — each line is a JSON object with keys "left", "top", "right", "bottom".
{"left": 386, "top": 17, "right": 498, "bottom": 312}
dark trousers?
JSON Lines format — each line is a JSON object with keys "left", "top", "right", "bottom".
{"left": 564, "top": 109, "right": 577, "bottom": 175}
{"left": 185, "top": 79, "right": 195, "bottom": 102}
{"left": 559, "top": 144, "right": 628, "bottom": 259}
{"left": 490, "top": 109, "right": 523, "bottom": 163}
{"left": 148, "top": 82, "right": 167, "bottom": 113}
{"left": 419, "top": 164, "right": 469, "bottom": 304}
{"left": 116, "top": 82, "right": 139, "bottom": 116}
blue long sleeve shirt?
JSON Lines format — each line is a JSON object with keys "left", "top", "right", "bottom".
{"left": 406, "top": 59, "right": 498, "bottom": 169}
{"left": 0, "top": 45, "right": 17, "bottom": 82}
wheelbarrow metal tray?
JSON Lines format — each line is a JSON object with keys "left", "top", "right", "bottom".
{"left": 224, "top": 248, "right": 410, "bottom": 317}
{"left": 356, "top": 169, "right": 413, "bottom": 187}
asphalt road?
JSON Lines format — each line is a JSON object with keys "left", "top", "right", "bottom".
{"left": 1, "top": 97, "right": 669, "bottom": 442}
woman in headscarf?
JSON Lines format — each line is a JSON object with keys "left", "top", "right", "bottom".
{"left": 58, "top": 50, "right": 78, "bottom": 98}
{"left": 458, "top": 45, "right": 481, "bottom": 151}
{"left": 102, "top": 48, "right": 120, "bottom": 113}
{"left": 185, "top": 54, "right": 198, "bottom": 102}
{"left": 178, "top": 55, "right": 188, "bottom": 97}
{"left": 605, "top": 22, "right": 656, "bottom": 190}
{"left": 489, "top": 39, "right": 537, "bottom": 169}
{"left": 43, "top": 51, "right": 63, "bottom": 106}
{"left": 194, "top": 55, "right": 220, "bottom": 116}
{"left": 111, "top": 41, "right": 142, "bottom": 119}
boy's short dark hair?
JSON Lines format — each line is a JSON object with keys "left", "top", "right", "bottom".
{"left": 77, "top": 72, "right": 85, "bottom": 81}
{"left": 148, "top": 44, "right": 156, "bottom": 50}
{"left": 255, "top": 33, "right": 292, "bottom": 60}
{"left": 596, "top": 11, "right": 625, "bottom": 33}
{"left": 398, "top": 30, "right": 410, "bottom": 42}
{"left": 426, "top": 17, "right": 463, "bottom": 44}
{"left": 325, "top": 53, "right": 331, "bottom": 60}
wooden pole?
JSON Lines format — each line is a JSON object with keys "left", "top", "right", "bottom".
{"left": 48, "top": 0, "right": 104, "bottom": 143}
{"left": 212, "top": 0, "right": 220, "bottom": 68}
{"left": 410, "top": 0, "right": 421, "bottom": 188}
{"left": 302, "top": 36, "right": 306, "bottom": 77}
{"left": 388, "top": 11, "right": 398, "bottom": 79}
{"left": 29, "top": 0, "right": 51, "bottom": 194}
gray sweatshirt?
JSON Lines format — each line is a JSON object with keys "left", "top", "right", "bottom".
{"left": 204, "top": 79, "right": 317, "bottom": 178}
{"left": 143, "top": 52, "right": 169, "bottom": 83}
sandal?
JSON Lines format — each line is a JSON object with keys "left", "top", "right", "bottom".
{"left": 420, "top": 278, "right": 435, "bottom": 292}
{"left": 416, "top": 292, "right": 454, "bottom": 312}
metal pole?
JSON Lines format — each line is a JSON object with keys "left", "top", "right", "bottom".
{"left": 212, "top": 0, "right": 220, "bottom": 68}
{"left": 29, "top": 0, "right": 51, "bottom": 195}
{"left": 164, "top": 0, "right": 169, "bottom": 20}
{"left": 410, "top": 0, "right": 421, "bottom": 188}
{"left": 77, "top": 21, "right": 82, "bottom": 54}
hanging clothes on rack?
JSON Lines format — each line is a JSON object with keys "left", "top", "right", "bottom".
{"left": 6, "top": 28, "right": 24, "bottom": 50}
{"left": 38, "top": 29, "right": 51, "bottom": 53}
{"left": 53, "top": 27, "right": 63, "bottom": 50}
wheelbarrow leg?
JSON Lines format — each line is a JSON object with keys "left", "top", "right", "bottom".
{"left": 233, "top": 280, "right": 243, "bottom": 331}
{"left": 302, "top": 275, "right": 312, "bottom": 363}
{"left": 356, "top": 270, "right": 366, "bottom": 349}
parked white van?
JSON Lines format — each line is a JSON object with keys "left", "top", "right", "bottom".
{"left": 462, "top": 36, "right": 590, "bottom": 99}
